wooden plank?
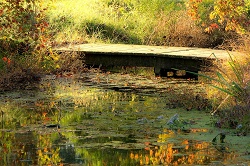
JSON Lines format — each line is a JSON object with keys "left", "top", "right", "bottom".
{"left": 56, "top": 43, "right": 230, "bottom": 60}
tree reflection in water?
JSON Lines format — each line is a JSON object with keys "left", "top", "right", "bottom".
{"left": 0, "top": 76, "right": 249, "bottom": 165}
{"left": 130, "top": 129, "right": 238, "bottom": 165}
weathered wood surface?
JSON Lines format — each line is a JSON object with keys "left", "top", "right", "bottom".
{"left": 57, "top": 43, "right": 230, "bottom": 58}
{"left": 56, "top": 43, "right": 232, "bottom": 77}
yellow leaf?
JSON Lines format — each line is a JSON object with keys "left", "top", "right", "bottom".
{"left": 209, "top": 12, "right": 216, "bottom": 20}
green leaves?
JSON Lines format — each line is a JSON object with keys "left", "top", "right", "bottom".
{"left": 0, "top": 0, "right": 50, "bottom": 55}
{"left": 199, "top": 53, "right": 247, "bottom": 103}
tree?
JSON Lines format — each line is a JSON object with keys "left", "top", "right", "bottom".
{"left": 187, "top": 0, "right": 250, "bottom": 34}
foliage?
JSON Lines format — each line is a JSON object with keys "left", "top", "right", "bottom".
{"left": 210, "top": 0, "right": 250, "bottom": 34}
{"left": 0, "top": 0, "right": 50, "bottom": 55}
{"left": 187, "top": 0, "right": 250, "bottom": 34}
{"left": 0, "top": 0, "right": 86, "bottom": 90}
{"left": 203, "top": 55, "right": 249, "bottom": 103}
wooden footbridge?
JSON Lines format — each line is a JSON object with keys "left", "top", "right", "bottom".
{"left": 56, "top": 43, "right": 231, "bottom": 78}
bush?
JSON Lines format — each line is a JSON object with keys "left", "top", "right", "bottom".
{"left": 146, "top": 10, "right": 223, "bottom": 47}
{"left": 0, "top": 0, "right": 58, "bottom": 90}
{"left": 187, "top": 0, "right": 250, "bottom": 49}
{"left": 0, "top": 0, "right": 50, "bottom": 54}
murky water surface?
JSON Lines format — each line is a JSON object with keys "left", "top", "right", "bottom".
{"left": 0, "top": 71, "right": 249, "bottom": 165}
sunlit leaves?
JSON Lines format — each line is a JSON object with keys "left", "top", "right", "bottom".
{"left": 187, "top": 0, "right": 204, "bottom": 21}
{"left": 204, "top": 23, "right": 219, "bottom": 33}
{"left": 210, "top": 0, "right": 249, "bottom": 34}
{"left": 0, "top": 0, "right": 50, "bottom": 55}
{"left": 187, "top": 0, "right": 250, "bottom": 34}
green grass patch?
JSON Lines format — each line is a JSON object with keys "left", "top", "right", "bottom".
{"left": 46, "top": 0, "right": 186, "bottom": 45}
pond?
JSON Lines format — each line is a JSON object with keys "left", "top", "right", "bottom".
{"left": 0, "top": 70, "right": 249, "bottom": 165}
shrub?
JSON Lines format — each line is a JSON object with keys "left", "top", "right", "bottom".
{"left": 146, "top": 10, "right": 224, "bottom": 47}
{"left": 187, "top": 0, "right": 250, "bottom": 33}
{"left": 0, "top": 0, "right": 50, "bottom": 55}
{"left": 187, "top": 0, "right": 250, "bottom": 49}
{"left": 0, "top": 0, "right": 59, "bottom": 90}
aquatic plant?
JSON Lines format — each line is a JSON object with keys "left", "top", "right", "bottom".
{"left": 204, "top": 54, "right": 249, "bottom": 106}
{"left": 195, "top": 52, "right": 250, "bottom": 133}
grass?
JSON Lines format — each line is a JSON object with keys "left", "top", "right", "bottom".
{"left": 47, "top": 0, "right": 236, "bottom": 48}
{"left": 46, "top": 0, "right": 193, "bottom": 46}
{"left": 199, "top": 42, "right": 250, "bottom": 134}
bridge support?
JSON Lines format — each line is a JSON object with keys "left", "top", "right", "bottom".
{"left": 82, "top": 52, "right": 210, "bottom": 79}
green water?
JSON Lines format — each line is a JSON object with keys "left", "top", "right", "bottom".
{"left": 0, "top": 71, "right": 249, "bottom": 165}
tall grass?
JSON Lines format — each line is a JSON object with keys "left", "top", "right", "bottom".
{"left": 46, "top": 0, "right": 232, "bottom": 48}
{"left": 200, "top": 40, "right": 250, "bottom": 134}
{"left": 46, "top": 0, "right": 187, "bottom": 45}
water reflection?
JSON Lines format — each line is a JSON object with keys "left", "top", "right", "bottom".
{"left": 130, "top": 132, "right": 236, "bottom": 165}
{"left": 0, "top": 75, "right": 249, "bottom": 165}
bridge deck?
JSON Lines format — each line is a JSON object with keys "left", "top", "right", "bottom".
{"left": 56, "top": 43, "right": 232, "bottom": 78}
{"left": 57, "top": 43, "right": 229, "bottom": 59}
